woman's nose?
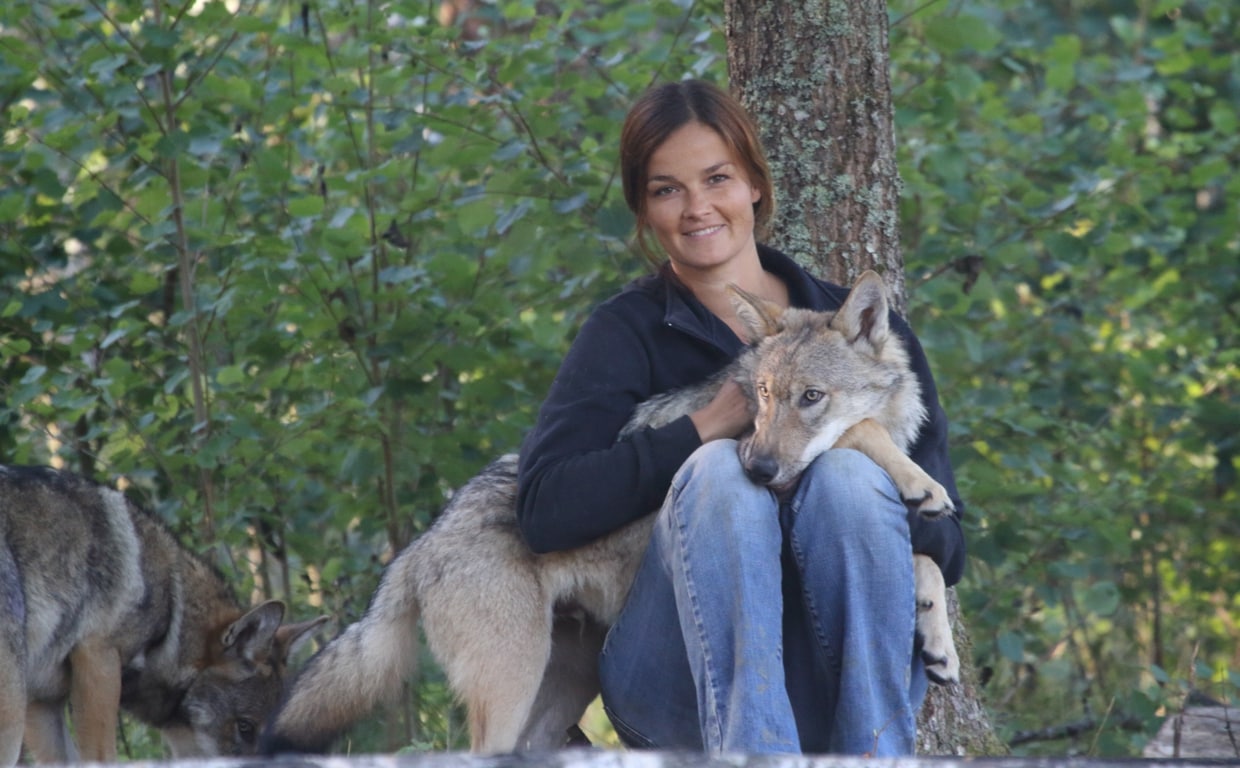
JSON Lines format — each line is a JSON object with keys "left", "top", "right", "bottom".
{"left": 682, "top": 187, "right": 709, "bottom": 218}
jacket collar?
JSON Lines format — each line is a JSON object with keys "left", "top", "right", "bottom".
{"left": 660, "top": 244, "right": 844, "bottom": 352}
{"left": 661, "top": 271, "right": 737, "bottom": 353}
{"left": 758, "top": 244, "right": 851, "bottom": 310}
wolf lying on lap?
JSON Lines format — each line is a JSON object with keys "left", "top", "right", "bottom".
{"left": 0, "top": 466, "right": 326, "bottom": 766}
{"left": 263, "top": 270, "right": 960, "bottom": 755}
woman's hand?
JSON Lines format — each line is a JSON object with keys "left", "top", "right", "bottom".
{"left": 689, "top": 379, "right": 753, "bottom": 443}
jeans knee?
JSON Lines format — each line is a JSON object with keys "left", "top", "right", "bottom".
{"left": 792, "top": 449, "right": 906, "bottom": 537}
{"left": 678, "top": 439, "right": 746, "bottom": 483}
{"left": 673, "top": 440, "right": 752, "bottom": 508}
{"left": 667, "top": 439, "right": 777, "bottom": 531}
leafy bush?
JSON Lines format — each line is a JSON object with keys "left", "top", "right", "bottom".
{"left": 891, "top": 0, "right": 1239, "bottom": 755}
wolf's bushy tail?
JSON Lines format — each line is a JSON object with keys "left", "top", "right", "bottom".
{"left": 260, "top": 549, "right": 422, "bottom": 755}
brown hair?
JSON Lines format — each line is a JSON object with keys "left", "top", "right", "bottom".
{"left": 619, "top": 79, "right": 775, "bottom": 268}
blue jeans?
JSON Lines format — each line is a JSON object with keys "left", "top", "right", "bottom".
{"left": 598, "top": 441, "right": 927, "bottom": 755}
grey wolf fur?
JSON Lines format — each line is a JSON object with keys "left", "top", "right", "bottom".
{"left": 0, "top": 465, "right": 326, "bottom": 765}
{"left": 263, "top": 270, "right": 960, "bottom": 755}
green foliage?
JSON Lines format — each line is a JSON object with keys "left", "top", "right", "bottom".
{"left": 0, "top": 0, "right": 722, "bottom": 754}
{"left": 2, "top": 0, "right": 1236, "bottom": 758}
{"left": 890, "top": 0, "right": 1240, "bottom": 756}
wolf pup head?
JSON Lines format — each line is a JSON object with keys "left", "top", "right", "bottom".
{"left": 728, "top": 270, "right": 925, "bottom": 492}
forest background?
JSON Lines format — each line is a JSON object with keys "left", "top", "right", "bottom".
{"left": 1, "top": 0, "right": 1237, "bottom": 758}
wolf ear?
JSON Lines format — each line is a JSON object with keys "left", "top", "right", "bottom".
{"left": 274, "top": 615, "right": 330, "bottom": 661}
{"left": 832, "top": 270, "right": 891, "bottom": 352}
{"left": 221, "top": 600, "right": 287, "bottom": 663}
{"left": 728, "top": 283, "right": 786, "bottom": 341}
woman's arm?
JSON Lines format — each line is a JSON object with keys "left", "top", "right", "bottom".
{"left": 516, "top": 305, "right": 703, "bottom": 554}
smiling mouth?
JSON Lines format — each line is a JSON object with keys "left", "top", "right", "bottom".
{"left": 685, "top": 225, "right": 723, "bottom": 237}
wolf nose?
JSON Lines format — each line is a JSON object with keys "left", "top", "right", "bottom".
{"left": 743, "top": 457, "right": 778, "bottom": 486}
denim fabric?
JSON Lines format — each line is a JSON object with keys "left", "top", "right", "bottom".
{"left": 598, "top": 441, "right": 926, "bottom": 756}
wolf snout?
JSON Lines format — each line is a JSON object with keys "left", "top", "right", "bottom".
{"left": 742, "top": 456, "right": 779, "bottom": 486}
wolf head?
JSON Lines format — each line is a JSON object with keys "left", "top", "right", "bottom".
{"left": 728, "top": 270, "right": 926, "bottom": 492}
{"left": 142, "top": 601, "right": 327, "bottom": 758}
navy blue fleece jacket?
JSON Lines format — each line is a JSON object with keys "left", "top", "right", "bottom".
{"left": 515, "top": 245, "right": 966, "bottom": 586}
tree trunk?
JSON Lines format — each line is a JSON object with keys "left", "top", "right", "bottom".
{"left": 725, "top": 0, "right": 1006, "bottom": 756}
{"left": 725, "top": 0, "right": 907, "bottom": 313}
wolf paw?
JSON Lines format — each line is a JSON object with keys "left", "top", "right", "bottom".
{"left": 886, "top": 458, "right": 954, "bottom": 519}
{"left": 902, "top": 481, "right": 955, "bottom": 519}
{"left": 919, "top": 620, "right": 961, "bottom": 686}
{"left": 914, "top": 554, "right": 959, "bottom": 686}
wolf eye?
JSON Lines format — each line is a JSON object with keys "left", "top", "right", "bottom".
{"left": 801, "top": 389, "right": 824, "bottom": 406}
{"left": 236, "top": 718, "right": 257, "bottom": 744}
{"left": 757, "top": 383, "right": 769, "bottom": 399}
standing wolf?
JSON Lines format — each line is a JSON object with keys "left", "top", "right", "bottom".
{"left": 0, "top": 466, "right": 326, "bottom": 766}
{"left": 263, "top": 271, "right": 960, "bottom": 755}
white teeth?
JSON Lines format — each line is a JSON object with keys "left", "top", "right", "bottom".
{"left": 686, "top": 225, "right": 723, "bottom": 237}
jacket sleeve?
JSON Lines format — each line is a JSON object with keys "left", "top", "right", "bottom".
{"left": 892, "top": 312, "right": 968, "bottom": 587}
{"left": 516, "top": 305, "right": 702, "bottom": 554}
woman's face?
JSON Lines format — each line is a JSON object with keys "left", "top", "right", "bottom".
{"left": 643, "top": 121, "right": 762, "bottom": 277}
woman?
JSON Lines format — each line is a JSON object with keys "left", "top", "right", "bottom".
{"left": 515, "top": 79, "right": 965, "bottom": 756}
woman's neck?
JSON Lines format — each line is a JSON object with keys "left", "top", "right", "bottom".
{"left": 671, "top": 258, "right": 788, "bottom": 342}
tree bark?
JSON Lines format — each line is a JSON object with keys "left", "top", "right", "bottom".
{"left": 725, "top": 0, "right": 1005, "bottom": 756}
{"left": 725, "top": 0, "right": 906, "bottom": 313}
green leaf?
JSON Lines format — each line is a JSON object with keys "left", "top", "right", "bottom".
{"left": 216, "top": 364, "right": 247, "bottom": 386}
{"left": 287, "top": 196, "right": 325, "bottom": 217}
{"left": 997, "top": 631, "right": 1025, "bottom": 663}
{"left": 0, "top": 193, "right": 23, "bottom": 222}
{"left": 1044, "top": 35, "right": 1081, "bottom": 91}
{"left": 552, "top": 192, "right": 589, "bottom": 214}
{"left": 129, "top": 271, "right": 161, "bottom": 294}
{"left": 923, "top": 14, "right": 1001, "bottom": 53}
{"left": 1082, "top": 581, "right": 1120, "bottom": 618}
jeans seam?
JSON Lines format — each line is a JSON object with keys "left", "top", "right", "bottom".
{"left": 669, "top": 479, "right": 723, "bottom": 750}
{"left": 785, "top": 503, "right": 837, "bottom": 668}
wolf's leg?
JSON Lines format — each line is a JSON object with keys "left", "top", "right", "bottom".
{"left": 914, "top": 555, "right": 959, "bottom": 685}
{"left": 0, "top": 700, "right": 23, "bottom": 768}
{"left": 67, "top": 640, "right": 121, "bottom": 762}
{"left": 0, "top": 658, "right": 24, "bottom": 767}
{"left": 0, "top": 728, "right": 19, "bottom": 768}
{"left": 443, "top": 592, "right": 553, "bottom": 754}
{"left": 22, "top": 702, "right": 78, "bottom": 764}
{"left": 835, "top": 419, "right": 954, "bottom": 517}
{"left": 515, "top": 614, "right": 607, "bottom": 750}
